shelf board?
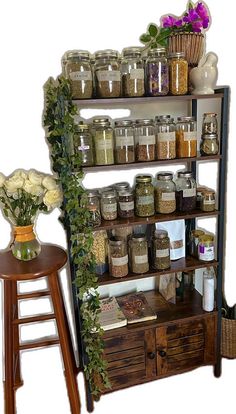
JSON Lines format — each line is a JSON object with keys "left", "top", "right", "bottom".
{"left": 98, "top": 257, "right": 218, "bottom": 286}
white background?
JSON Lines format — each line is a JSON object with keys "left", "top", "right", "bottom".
{"left": 0, "top": 1, "right": 235, "bottom": 413}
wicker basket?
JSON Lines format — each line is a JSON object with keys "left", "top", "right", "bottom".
{"left": 168, "top": 32, "right": 205, "bottom": 66}
{"left": 221, "top": 317, "right": 236, "bottom": 359}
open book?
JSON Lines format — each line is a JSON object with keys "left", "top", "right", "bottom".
{"left": 117, "top": 292, "right": 157, "bottom": 324}
{"left": 99, "top": 297, "right": 127, "bottom": 331}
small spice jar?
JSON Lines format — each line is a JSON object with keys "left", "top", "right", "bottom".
{"left": 175, "top": 171, "right": 197, "bottom": 212}
{"left": 146, "top": 48, "right": 169, "bottom": 96}
{"left": 135, "top": 175, "right": 155, "bottom": 217}
{"left": 114, "top": 120, "right": 135, "bottom": 164}
{"left": 200, "top": 189, "right": 216, "bottom": 212}
{"left": 198, "top": 235, "right": 215, "bottom": 262}
{"left": 176, "top": 116, "right": 197, "bottom": 158}
{"left": 118, "top": 190, "right": 134, "bottom": 218}
{"left": 196, "top": 186, "right": 208, "bottom": 209}
{"left": 156, "top": 116, "right": 176, "bottom": 160}
{"left": 169, "top": 52, "right": 188, "bottom": 95}
{"left": 94, "top": 49, "right": 121, "bottom": 98}
{"left": 101, "top": 191, "right": 117, "bottom": 221}
{"left": 73, "top": 122, "right": 94, "bottom": 166}
{"left": 92, "top": 230, "right": 108, "bottom": 275}
{"left": 134, "top": 119, "right": 156, "bottom": 162}
{"left": 155, "top": 172, "right": 176, "bottom": 214}
{"left": 94, "top": 118, "right": 114, "bottom": 165}
{"left": 152, "top": 229, "right": 170, "bottom": 270}
{"left": 189, "top": 229, "right": 205, "bottom": 258}
{"left": 86, "top": 192, "right": 101, "bottom": 227}
{"left": 129, "top": 234, "right": 149, "bottom": 274}
{"left": 202, "top": 113, "right": 218, "bottom": 135}
{"left": 65, "top": 50, "right": 93, "bottom": 99}
{"left": 108, "top": 238, "right": 128, "bottom": 278}
{"left": 200, "top": 134, "right": 219, "bottom": 156}
{"left": 121, "top": 47, "right": 145, "bottom": 97}
{"left": 113, "top": 182, "right": 130, "bottom": 195}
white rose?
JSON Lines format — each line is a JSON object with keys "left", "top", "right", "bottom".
{"left": 14, "top": 169, "right": 28, "bottom": 180}
{"left": 42, "top": 175, "right": 58, "bottom": 190}
{"left": 43, "top": 187, "right": 62, "bottom": 210}
{"left": 28, "top": 169, "right": 44, "bottom": 186}
{"left": 4, "top": 175, "right": 24, "bottom": 194}
{"left": 23, "top": 180, "right": 44, "bottom": 196}
{"left": 0, "top": 173, "right": 5, "bottom": 187}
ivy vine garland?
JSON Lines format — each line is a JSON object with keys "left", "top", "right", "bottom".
{"left": 43, "top": 76, "right": 110, "bottom": 397}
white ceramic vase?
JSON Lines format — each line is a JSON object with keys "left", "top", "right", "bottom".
{"left": 190, "top": 52, "right": 218, "bottom": 95}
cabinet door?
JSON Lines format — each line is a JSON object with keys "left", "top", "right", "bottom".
{"left": 156, "top": 315, "right": 216, "bottom": 377}
{"left": 103, "top": 329, "right": 156, "bottom": 391}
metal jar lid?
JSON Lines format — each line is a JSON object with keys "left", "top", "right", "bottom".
{"left": 136, "top": 175, "right": 152, "bottom": 183}
{"left": 75, "top": 122, "right": 90, "bottom": 131}
{"left": 198, "top": 235, "right": 214, "bottom": 243}
{"left": 203, "top": 189, "right": 215, "bottom": 196}
{"left": 98, "top": 186, "right": 113, "bottom": 194}
{"left": 155, "top": 115, "right": 174, "bottom": 123}
{"left": 177, "top": 171, "right": 193, "bottom": 178}
{"left": 109, "top": 238, "right": 125, "bottom": 246}
{"left": 101, "top": 191, "right": 116, "bottom": 199}
{"left": 169, "top": 52, "right": 185, "bottom": 58}
{"left": 135, "top": 119, "right": 154, "bottom": 126}
{"left": 148, "top": 47, "right": 167, "bottom": 57}
{"left": 95, "top": 49, "right": 119, "bottom": 59}
{"left": 203, "top": 112, "right": 217, "bottom": 117}
{"left": 156, "top": 172, "right": 173, "bottom": 181}
{"left": 177, "top": 116, "right": 195, "bottom": 122}
{"left": 122, "top": 46, "right": 142, "bottom": 57}
{"left": 154, "top": 229, "right": 169, "bottom": 239}
{"left": 131, "top": 234, "right": 147, "bottom": 242}
{"left": 114, "top": 120, "right": 133, "bottom": 127}
{"left": 67, "top": 50, "right": 90, "bottom": 60}
{"left": 190, "top": 229, "right": 205, "bottom": 238}
{"left": 202, "top": 133, "right": 218, "bottom": 140}
{"left": 113, "top": 182, "right": 130, "bottom": 191}
{"left": 118, "top": 190, "right": 133, "bottom": 198}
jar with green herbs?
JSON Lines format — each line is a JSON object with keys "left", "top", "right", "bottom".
{"left": 73, "top": 123, "right": 94, "bottom": 166}
{"left": 152, "top": 229, "right": 170, "bottom": 270}
{"left": 65, "top": 50, "right": 93, "bottom": 99}
{"left": 118, "top": 190, "right": 134, "bottom": 218}
{"left": 175, "top": 171, "right": 197, "bottom": 212}
{"left": 101, "top": 191, "right": 117, "bottom": 221}
{"left": 94, "top": 118, "right": 114, "bottom": 165}
{"left": 169, "top": 52, "right": 188, "bottom": 95}
{"left": 94, "top": 49, "right": 121, "bottom": 98}
{"left": 200, "top": 190, "right": 216, "bottom": 212}
{"left": 92, "top": 230, "right": 108, "bottom": 275}
{"left": 200, "top": 134, "right": 219, "bottom": 155}
{"left": 135, "top": 119, "right": 156, "bottom": 162}
{"left": 135, "top": 175, "right": 155, "bottom": 217}
{"left": 146, "top": 48, "right": 169, "bottom": 96}
{"left": 129, "top": 235, "right": 149, "bottom": 274}
{"left": 155, "top": 172, "right": 176, "bottom": 214}
{"left": 156, "top": 116, "right": 176, "bottom": 160}
{"left": 121, "top": 47, "right": 145, "bottom": 97}
{"left": 86, "top": 192, "right": 101, "bottom": 227}
{"left": 108, "top": 239, "right": 128, "bottom": 278}
{"left": 114, "top": 120, "right": 135, "bottom": 164}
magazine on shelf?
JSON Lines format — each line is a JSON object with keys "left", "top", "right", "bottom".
{"left": 99, "top": 297, "right": 127, "bottom": 331}
{"left": 116, "top": 291, "right": 157, "bottom": 324}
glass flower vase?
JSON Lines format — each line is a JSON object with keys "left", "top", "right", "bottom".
{"left": 11, "top": 224, "right": 41, "bottom": 261}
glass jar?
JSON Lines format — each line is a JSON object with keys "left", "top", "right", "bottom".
{"left": 146, "top": 48, "right": 169, "bottom": 96}
{"left": 169, "top": 52, "right": 188, "bottom": 95}
{"left": 111, "top": 226, "right": 133, "bottom": 242}
{"left": 121, "top": 47, "right": 145, "bottom": 97}
{"left": 198, "top": 235, "right": 215, "bottom": 262}
{"left": 200, "top": 190, "right": 216, "bottom": 212}
{"left": 152, "top": 229, "right": 170, "bottom": 270}
{"left": 86, "top": 192, "right": 101, "bottom": 227}
{"left": 65, "top": 50, "right": 93, "bottom": 99}
{"left": 175, "top": 171, "right": 197, "bottom": 212}
{"left": 114, "top": 120, "right": 135, "bottom": 164}
{"left": 189, "top": 229, "right": 205, "bottom": 258}
{"left": 73, "top": 123, "right": 94, "bottom": 166}
{"left": 101, "top": 191, "right": 117, "bottom": 221}
{"left": 135, "top": 175, "right": 155, "bottom": 217}
{"left": 135, "top": 119, "right": 156, "bottom": 161}
{"left": 94, "top": 118, "right": 114, "bottom": 165}
{"left": 94, "top": 49, "right": 121, "bottom": 98}
{"left": 202, "top": 113, "right": 218, "bottom": 135}
{"left": 129, "top": 235, "right": 149, "bottom": 274}
{"left": 200, "top": 134, "right": 219, "bottom": 156}
{"left": 92, "top": 230, "right": 108, "bottom": 275}
{"left": 156, "top": 116, "right": 176, "bottom": 160}
{"left": 196, "top": 186, "right": 208, "bottom": 209}
{"left": 118, "top": 190, "right": 134, "bottom": 218}
{"left": 113, "top": 182, "right": 130, "bottom": 195}
{"left": 176, "top": 116, "right": 197, "bottom": 158}
{"left": 155, "top": 172, "right": 176, "bottom": 214}
{"left": 108, "top": 239, "right": 128, "bottom": 278}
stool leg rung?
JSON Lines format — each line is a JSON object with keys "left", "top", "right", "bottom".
{"left": 13, "top": 313, "right": 56, "bottom": 325}
{"left": 19, "top": 336, "right": 60, "bottom": 350}
{"left": 17, "top": 290, "right": 50, "bottom": 300}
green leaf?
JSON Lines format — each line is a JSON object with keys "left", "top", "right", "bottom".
{"left": 139, "top": 33, "right": 151, "bottom": 43}
{"left": 188, "top": 1, "right": 194, "bottom": 9}
{"left": 148, "top": 23, "right": 158, "bottom": 37}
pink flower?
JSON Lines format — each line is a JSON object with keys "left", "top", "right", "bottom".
{"left": 196, "top": 2, "right": 209, "bottom": 20}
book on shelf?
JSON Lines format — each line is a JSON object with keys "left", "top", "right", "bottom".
{"left": 116, "top": 291, "right": 157, "bottom": 324}
{"left": 99, "top": 297, "right": 127, "bottom": 331}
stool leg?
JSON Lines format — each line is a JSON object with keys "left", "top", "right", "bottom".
{"left": 48, "top": 272, "right": 81, "bottom": 414}
{"left": 12, "top": 281, "right": 23, "bottom": 389}
{"left": 4, "top": 280, "right": 16, "bottom": 414}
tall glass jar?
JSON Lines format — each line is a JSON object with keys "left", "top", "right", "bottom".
{"left": 129, "top": 235, "right": 149, "bottom": 274}
{"left": 175, "top": 171, "right": 197, "bottom": 212}
{"left": 135, "top": 119, "right": 156, "bottom": 162}
{"left": 169, "top": 52, "right": 188, "bottom": 95}
{"left": 152, "top": 229, "right": 170, "bottom": 270}
{"left": 101, "top": 191, "right": 117, "bottom": 221}
{"left": 121, "top": 47, "right": 145, "bottom": 97}
{"left": 118, "top": 190, "right": 134, "bottom": 218}
{"left": 92, "top": 230, "right": 108, "bottom": 275}
{"left": 73, "top": 123, "right": 94, "bottom": 166}
{"left": 65, "top": 50, "right": 93, "bottom": 99}
{"left": 86, "top": 192, "right": 101, "bottom": 227}
{"left": 94, "top": 118, "right": 114, "bottom": 165}
{"left": 155, "top": 172, "right": 176, "bottom": 214}
{"left": 156, "top": 116, "right": 176, "bottom": 160}
{"left": 202, "top": 113, "right": 218, "bottom": 135}
{"left": 200, "top": 134, "right": 219, "bottom": 155}
{"left": 94, "top": 49, "right": 121, "bottom": 98}
{"left": 135, "top": 175, "right": 155, "bottom": 217}
{"left": 176, "top": 116, "right": 197, "bottom": 158}
{"left": 114, "top": 120, "right": 135, "bottom": 164}
{"left": 108, "top": 239, "right": 128, "bottom": 278}
{"left": 146, "top": 48, "right": 169, "bottom": 96}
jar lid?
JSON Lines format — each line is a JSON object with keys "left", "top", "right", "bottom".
{"left": 155, "top": 115, "right": 174, "bottom": 123}
{"left": 131, "top": 234, "right": 146, "bottom": 242}
{"left": 177, "top": 171, "right": 193, "bottom": 178}
{"left": 101, "top": 191, "right": 116, "bottom": 199}
{"left": 136, "top": 175, "right": 152, "bottom": 183}
{"left": 135, "top": 119, "right": 154, "bottom": 125}
{"left": 119, "top": 190, "right": 133, "bottom": 197}
{"left": 156, "top": 172, "right": 173, "bottom": 181}
{"left": 169, "top": 52, "right": 185, "bottom": 58}
{"left": 67, "top": 50, "right": 90, "bottom": 60}
{"left": 154, "top": 229, "right": 168, "bottom": 239}
{"left": 148, "top": 47, "right": 166, "bottom": 57}
{"left": 109, "top": 238, "right": 124, "bottom": 246}
{"left": 177, "top": 116, "right": 195, "bottom": 122}
{"left": 122, "top": 46, "right": 142, "bottom": 57}
{"left": 95, "top": 49, "right": 119, "bottom": 59}
{"left": 113, "top": 182, "right": 130, "bottom": 191}
{"left": 203, "top": 112, "right": 217, "bottom": 117}
{"left": 114, "top": 120, "right": 133, "bottom": 127}
{"left": 202, "top": 133, "right": 218, "bottom": 139}
{"left": 203, "top": 189, "right": 215, "bottom": 196}
{"left": 75, "top": 122, "right": 89, "bottom": 131}
{"left": 86, "top": 191, "right": 99, "bottom": 198}
{"left": 93, "top": 117, "right": 111, "bottom": 127}
{"left": 199, "top": 235, "right": 214, "bottom": 243}
{"left": 190, "top": 229, "right": 205, "bottom": 237}
{"left": 197, "top": 186, "right": 208, "bottom": 194}
{"left": 98, "top": 186, "right": 114, "bottom": 194}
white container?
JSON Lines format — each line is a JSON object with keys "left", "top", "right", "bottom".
{"left": 203, "top": 269, "right": 215, "bottom": 312}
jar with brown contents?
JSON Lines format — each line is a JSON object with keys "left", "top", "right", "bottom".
{"left": 135, "top": 175, "right": 155, "bottom": 217}
{"left": 65, "top": 50, "right": 93, "bottom": 99}
{"left": 108, "top": 239, "right": 128, "bottom": 278}
{"left": 156, "top": 116, "right": 176, "bottom": 160}
{"left": 200, "top": 190, "right": 216, "bottom": 212}
{"left": 129, "top": 235, "right": 149, "bottom": 274}
{"left": 94, "top": 49, "right": 121, "bottom": 98}
{"left": 114, "top": 120, "right": 135, "bottom": 164}
{"left": 118, "top": 190, "right": 134, "bottom": 218}
{"left": 92, "top": 230, "right": 108, "bottom": 275}
{"left": 169, "top": 52, "right": 188, "bottom": 95}
{"left": 155, "top": 172, "right": 176, "bottom": 214}
{"left": 121, "top": 47, "right": 145, "bottom": 97}
{"left": 176, "top": 116, "right": 197, "bottom": 158}
{"left": 101, "top": 191, "right": 117, "bottom": 221}
{"left": 175, "top": 171, "right": 197, "bottom": 212}
{"left": 135, "top": 119, "right": 156, "bottom": 162}
{"left": 152, "top": 229, "right": 170, "bottom": 270}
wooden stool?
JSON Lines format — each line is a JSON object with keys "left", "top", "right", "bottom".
{"left": 0, "top": 244, "right": 81, "bottom": 414}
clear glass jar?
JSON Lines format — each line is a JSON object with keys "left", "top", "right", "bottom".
{"left": 92, "top": 230, "right": 108, "bottom": 275}
{"left": 114, "top": 120, "right": 135, "bottom": 164}
{"left": 202, "top": 113, "right": 218, "bottom": 135}
{"left": 94, "top": 118, "right": 114, "bottom": 165}
{"left": 200, "top": 190, "right": 216, "bottom": 212}
{"left": 135, "top": 119, "right": 156, "bottom": 161}
{"left": 73, "top": 123, "right": 94, "bottom": 166}
{"left": 189, "top": 229, "right": 205, "bottom": 258}
{"left": 156, "top": 116, "right": 176, "bottom": 160}
{"left": 65, "top": 50, "right": 93, "bottom": 99}
{"left": 175, "top": 171, "right": 197, "bottom": 212}
{"left": 111, "top": 226, "right": 133, "bottom": 242}
{"left": 200, "top": 134, "right": 219, "bottom": 156}
{"left": 198, "top": 235, "right": 215, "bottom": 262}
{"left": 135, "top": 175, "right": 155, "bottom": 217}
{"left": 101, "top": 191, "right": 117, "bottom": 221}
{"left": 129, "top": 235, "right": 149, "bottom": 274}
{"left": 146, "top": 48, "right": 169, "bottom": 96}
{"left": 108, "top": 238, "right": 128, "bottom": 278}
{"left": 196, "top": 186, "right": 208, "bottom": 209}
{"left": 113, "top": 182, "right": 130, "bottom": 195}
{"left": 94, "top": 49, "right": 121, "bottom": 98}
{"left": 176, "top": 116, "right": 197, "bottom": 158}
{"left": 86, "top": 192, "right": 101, "bottom": 227}
{"left": 169, "top": 52, "right": 188, "bottom": 95}
{"left": 121, "top": 47, "right": 145, "bottom": 97}
{"left": 118, "top": 190, "right": 134, "bottom": 218}
{"left": 152, "top": 229, "right": 170, "bottom": 270}
{"left": 155, "top": 172, "right": 176, "bottom": 214}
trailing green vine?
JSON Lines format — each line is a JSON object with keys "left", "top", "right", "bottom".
{"left": 43, "top": 76, "right": 110, "bottom": 398}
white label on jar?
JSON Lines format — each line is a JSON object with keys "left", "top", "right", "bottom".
{"left": 183, "top": 188, "right": 196, "bottom": 198}
{"left": 78, "top": 145, "right": 90, "bottom": 151}
{"left": 97, "top": 70, "right": 121, "bottom": 82}
{"left": 134, "top": 254, "right": 148, "bottom": 264}
{"left": 156, "top": 248, "right": 170, "bottom": 258}
{"left": 137, "top": 195, "right": 154, "bottom": 205}
{"left": 161, "top": 192, "right": 175, "bottom": 201}
{"left": 183, "top": 131, "right": 197, "bottom": 141}
{"left": 203, "top": 277, "right": 215, "bottom": 311}
{"left": 96, "top": 139, "right": 113, "bottom": 150}
{"left": 119, "top": 201, "right": 134, "bottom": 211}
{"left": 112, "top": 255, "right": 128, "bottom": 266}
{"left": 70, "top": 71, "right": 92, "bottom": 81}
{"left": 103, "top": 203, "right": 117, "bottom": 213}
{"left": 199, "top": 245, "right": 214, "bottom": 261}
{"left": 138, "top": 135, "right": 155, "bottom": 145}
{"left": 130, "top": 68, "right": 144, "bottom": 80}
{"left": 157, "top": 132, "right": 176, "bottom": 143}
{"left": 203, "top": 200, "right": 215, "bottom": 205}
{"left": 116, "top": 135, "right": 134, "bottom": 148}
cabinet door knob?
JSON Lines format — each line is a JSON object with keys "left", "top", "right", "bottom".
{"left": 147, "top": 352, "right": 156, "bottom": 360}
{"left": 158, "top": 350, "right": 166, "bottom": 357}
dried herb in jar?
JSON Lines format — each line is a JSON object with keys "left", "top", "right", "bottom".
{"left": 109, "top": 239, "right": 128, "bottom": 278}
{"left": 65, "top": 50, "right": 93, "bottom": 99}
{"left": 152, "top": 230, "right": 170, "bottom": 270}
{"left": 118, "top": 190, "right": 134, "bottom": 218}
{"left": 129, "top": 235, "right": 149, "bottom": 274}
{"left": 135, "top": 175, "right": 155, "bottom": 217}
